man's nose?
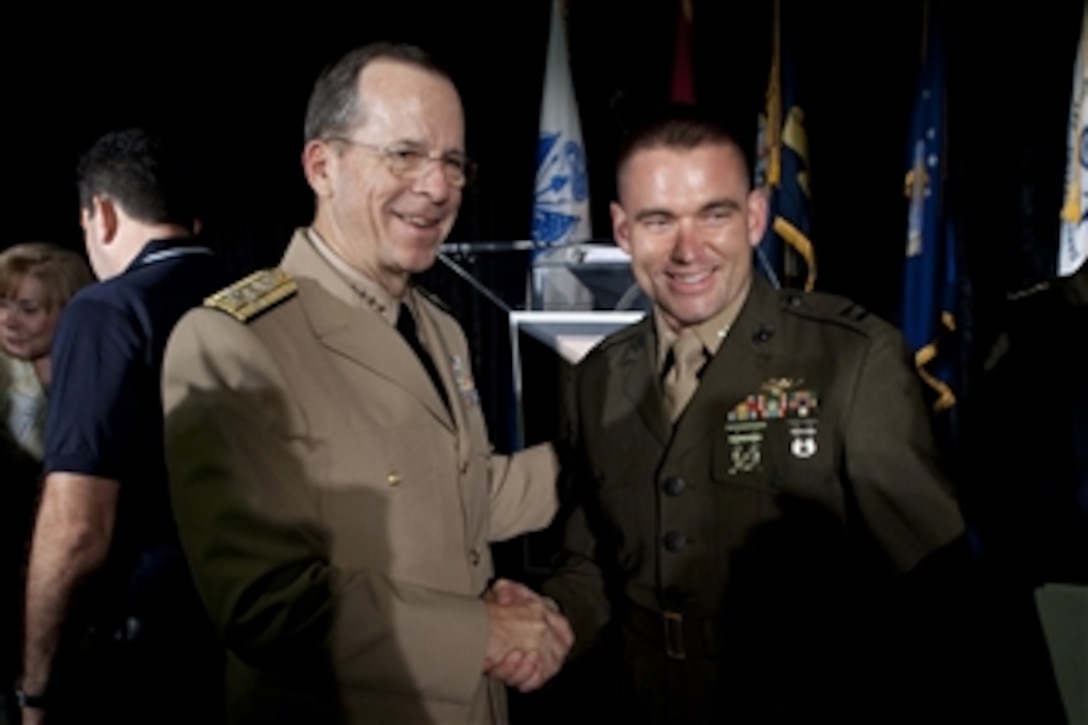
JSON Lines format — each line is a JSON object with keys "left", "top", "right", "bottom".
{"left": 671, "top": 218, "right": 700, "bottom": 261}
{"left": 412, "top": 159, "right": 454, "bottom": 202}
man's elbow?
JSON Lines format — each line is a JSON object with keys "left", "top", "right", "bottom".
{"left": 66, "top": 522, "right": 113, "bottom": 564}
{"left": 35, "top": 520, "right": 113, "bottom": 574}
{"left": 213, "top": 560, "right": 337, "bottom": 672}
{"left": 32, "top": 472, "right": 119, "bottom": 569}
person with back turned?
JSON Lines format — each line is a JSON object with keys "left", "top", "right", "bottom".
{"left": 17, "top": 128, "right": 225, "bottom": 724}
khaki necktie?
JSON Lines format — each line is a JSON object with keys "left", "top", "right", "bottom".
{"left": 663, "top": 330, "right": 706, "bottom": 422}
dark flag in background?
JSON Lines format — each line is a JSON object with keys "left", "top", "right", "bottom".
{"left": 670, "top": 0, "right": 695, "bottom": 103}
{"left": 755, "top": 0, "right": 815, "bottom": 291}
{"left": 901, "top": 3, "right": 960, "bottom": 422}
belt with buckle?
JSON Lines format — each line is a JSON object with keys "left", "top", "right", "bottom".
{"left": 623, "top": 604, "right": 719, "bottom": 660}
{"left": 662, "top": 610, "right": 686, "bottom": 659}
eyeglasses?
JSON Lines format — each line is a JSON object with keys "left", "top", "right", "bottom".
{"left": 328, "top": 138, "right": 477, "bottom": 188}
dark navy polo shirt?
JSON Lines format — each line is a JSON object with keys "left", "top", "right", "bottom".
{"left": 43, "top": 238, "right": 227, "bottom": 618}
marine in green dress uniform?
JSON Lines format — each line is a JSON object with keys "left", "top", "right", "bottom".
{"left": 542, "top": 107, "right": 965, "bottom": 724}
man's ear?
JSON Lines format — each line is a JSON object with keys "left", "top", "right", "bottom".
{"left": 302, "top": 139, "right": 336, "bottom": 198}
{"left": 82, "top": 196, "right": 120, "bottom": 244}
{"left": 746, "top": 188, "right": 769, "bottom": 248}
{"left": 611, "top": 201, "right": 632, "bottom": 254}
{"left": 100, "top": 197, "right": 121, "bottom": 243}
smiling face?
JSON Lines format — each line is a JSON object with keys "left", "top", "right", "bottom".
{"left": 0, "top": 273, "right": 61, "bottom": 362}
{"left": 612, "top": 142, "right": 767, "bottom": 334}
{"left": 305, "top": 58, "right": 465, "bottom": 296}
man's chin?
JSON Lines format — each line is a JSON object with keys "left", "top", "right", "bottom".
{"left": 660, "top": 302, "right": 722, "bottom": 332}
{"left": 398, "top": 248, "right": 441, "bottom": 275}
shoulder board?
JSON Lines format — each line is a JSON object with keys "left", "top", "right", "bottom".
{"left": 781, "top": 291, "right": 888, "bottom": 335}
{"left": 204, "top": 268, "right": 297, "bottom": 322}
{"left": 412, "top": 284, "right": 451, "bottom": 314}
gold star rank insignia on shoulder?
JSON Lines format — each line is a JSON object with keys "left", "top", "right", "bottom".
{"left": 204, "top": 268, "right": 297, "bottom": 322}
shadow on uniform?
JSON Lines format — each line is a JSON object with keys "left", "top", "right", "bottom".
{"left": 165, "top": 380, "right": 428, "bottom": 724}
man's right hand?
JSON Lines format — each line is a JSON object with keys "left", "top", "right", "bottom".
{"left": 482, "top": 579, "right": 573, "bottom": 692}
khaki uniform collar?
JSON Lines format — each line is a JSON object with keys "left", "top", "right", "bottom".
{"left": 306, "top": 228, "right": 402, "bottom": 327}
{"left": 655, "top": 277, "right": 752, "bottom": 374}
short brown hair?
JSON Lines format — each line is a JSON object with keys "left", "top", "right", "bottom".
{"left": 0, "top": 243, "right": 94, "bottom": 311}
{"left": 616, "top": 104, "right": 752, "bottom": 191}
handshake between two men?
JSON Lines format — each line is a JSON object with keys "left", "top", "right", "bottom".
{"left": 483, "top": 579, "right": 574, "bottom": 692}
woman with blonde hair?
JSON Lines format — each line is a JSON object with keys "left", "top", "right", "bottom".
{"left": 0, "top": 241, "right": 92, "bottom": 721}
{"left": 0, "top": 242, "right": 94, "bottom": 459}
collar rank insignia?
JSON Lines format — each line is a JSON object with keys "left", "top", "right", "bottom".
{"left": 205, "top": 268, "right": 297, "bottom": 322}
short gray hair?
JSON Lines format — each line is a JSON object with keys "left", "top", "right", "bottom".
{"left": 303, "top": 42, "right": 450, "bottom": 143}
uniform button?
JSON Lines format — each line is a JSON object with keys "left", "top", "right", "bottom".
{"left": 662, "top": 476, "right": 686, "bottom": 496}
{"left": 753, "top": 325, "right": 774, "bottom": 344}
{"left": 387, "top": 470, "right": 402, "bottom": 487}
{"left": 663, "top": 531, "right": 687, "bottom": 552}
{"left": 469, "top": 548, "right": 481, "bottom": 566}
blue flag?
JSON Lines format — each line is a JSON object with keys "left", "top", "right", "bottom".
{"left": 532, "top": 0, "right": 591, "bottom": 251}
{"left": 901, "top": 8, "right": 958, "bottom": 415}
{"left": 755, "top": 0, "right": 815, "bottom": 291}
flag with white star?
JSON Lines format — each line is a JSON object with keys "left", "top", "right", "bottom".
{"left": 901, "top": 3, "right": 959, "bottom": 417}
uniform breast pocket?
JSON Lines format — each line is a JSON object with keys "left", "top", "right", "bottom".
{"left": 709, "top": 420, "right": 847, "bottom": 579}
{"left": 320, "top": 426, "right": 447, "bottom": 575}
{"left": 709, "top": 423, "right": 783, "bottom": 549}
{"left": 713, "top": 418, "right": 844, "bottom": 536}
{"left": 712, "top": 420, "right": 781, "bottom": 488}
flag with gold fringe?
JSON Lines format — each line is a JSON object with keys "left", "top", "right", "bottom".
{"left": 901, "top": 2, "right": 959, "bottom": 418}
{"left": 755, "top": 0, "right": 815, "bottom": 291}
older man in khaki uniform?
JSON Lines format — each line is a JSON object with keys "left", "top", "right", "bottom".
{"left": 162, "top": 44, "right": 571, "bottom": 724}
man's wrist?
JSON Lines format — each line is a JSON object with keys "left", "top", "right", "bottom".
{"left": 13, "top": 678, "right": 49, "bottom": 710}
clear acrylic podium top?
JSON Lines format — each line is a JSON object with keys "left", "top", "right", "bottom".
{"left": 529, "top": 242, "right": 648, "bottom": 312}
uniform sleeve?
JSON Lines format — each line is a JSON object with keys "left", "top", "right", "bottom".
{"left": 539, "top": 369, "right": 612, "bottom": 657}
{"left": 432, "top": 306, "right": 558, "bottom": 543}
{"left": 842, "top": 327, "right": 965, "bottom": 572}
{"left": 486, "top": 443, "right": 559, "bottom": 543}
{"left": 45, "top": 297, "right": 143, "bottom": 479}
{"left": 162, "top": 309, "right": 488, "bottom": 704}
